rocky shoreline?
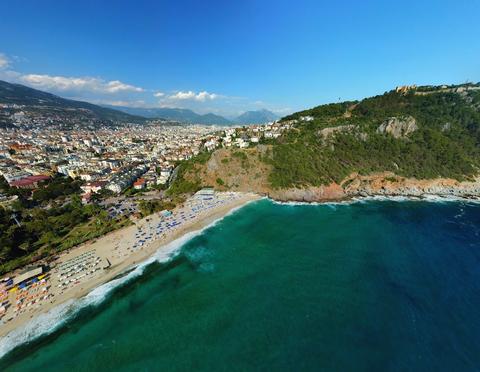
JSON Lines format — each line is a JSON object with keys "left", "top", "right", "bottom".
{"left": 267, "top": 173, "right": 480, "bottom": 203}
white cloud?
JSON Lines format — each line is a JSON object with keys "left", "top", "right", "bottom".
{"left": 196, "top": 91, "right": 218, "bottom": 101}
{"left": 168, "top": 90, "right": 218, "bottom": 102}
{"left": 104, "top": 80, "right": 144, "bottom": 93}
{"left": 18, "top": 74, "right": 144, "bottom": 94}
{"left": 170, "top": 91, "right": 196, "bottom": 100}
{"left": 0, "top": 53, "right": 288, "bottom": 116}
{"left": 0, "top": 53, "right": 10, "bottom": 69}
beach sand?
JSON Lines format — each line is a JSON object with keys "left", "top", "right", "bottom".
{"left": 0, "top": 192, "right": 260, "bottom": 339}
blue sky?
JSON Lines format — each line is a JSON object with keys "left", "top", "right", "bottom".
{"left": 0, "top": 0, "right": 479, "bottom": 117}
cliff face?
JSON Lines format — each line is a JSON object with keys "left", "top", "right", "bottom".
{"left": 343, "top": 173, "right": 480, "bottom": 198}
{"left": 266, "top": 173, "right": 480, "bottom": 203}
{"left": 376, "top": 116, "right": 418, "bottom": 138}
{"left": 186, "top": 148, "right": 480, "bottom": 203}
{"left": 268, "top": 183, "right": 345, "bottom": 202}
{"left": 184, "top": 147, "right": 273, "bottom": 194}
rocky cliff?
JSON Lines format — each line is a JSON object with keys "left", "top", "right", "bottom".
{"left": 376, "top": 116, "right": 418, "bottom": 138}
{"left": 266, "top": 173, "right": 480, "bottom": 203}
{"left": 344, "top": 173, "right": 480, "bottom": 199}
{"left": 183, "top": 148, "right": 480, "bottom": 203}
{"left": 268, "top": 183, "right": 345, "bottom": 202}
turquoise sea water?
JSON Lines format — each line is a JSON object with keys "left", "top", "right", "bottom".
{"left": 1, "top": 199, "right": 480, "bottom": 371}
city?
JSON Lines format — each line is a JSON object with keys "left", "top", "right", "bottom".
{"left": 0, "top": 120, "right": 290, "bottom": 206}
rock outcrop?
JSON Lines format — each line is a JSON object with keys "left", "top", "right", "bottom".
{"left": 377, "top": 116, "right": 418, "bottom": 138}
{"left": 318, "top": 125, "right": 356, "bottom": 139}
{"left": 343, "top": 173, "right": 480, "bottom": 199}
{"left": 268, "top": 183, "right": 346, "bottom": 202}
{"left": 266, "top": 174, "right": 480, "bottom": 203}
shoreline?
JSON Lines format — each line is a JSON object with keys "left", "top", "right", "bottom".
{"left": 0, "top": 190, "right": 477, "bottom": 358}
{"left": 269, "top": 193, "right": 480, "bottom": 206}
{"left": 266, "top": 173, "right": 480, "bottom": 204}
{"left": 0, "top": 192, "right": 260, "bottom": 350}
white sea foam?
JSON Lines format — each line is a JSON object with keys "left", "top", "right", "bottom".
{"left": 0, "top": 199, "right": 253, "bottom": 359}
{"left": 270, "top": 200, "right": 329, "bottom": 207}
{"left": 0, "top": 254, "right": 158, "bottom": 359}
{"left": 271, "top": 199, "right": 359, "bottom": 207}
{"left": 352, "top": 194, "right": 480, "bottom": 204}
{"left": 270, "top": 194, "right": 480, "bottom": 207}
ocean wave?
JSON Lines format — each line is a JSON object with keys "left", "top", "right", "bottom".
{"left": 0, "top": 199, "right": 253, "bottom": 359}
{"left": 352, "top": 194, "right": 480, "bottom": 204}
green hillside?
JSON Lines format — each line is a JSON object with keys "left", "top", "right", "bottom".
{"left": 268, "top": 84, "right": 480, "bottom": 188}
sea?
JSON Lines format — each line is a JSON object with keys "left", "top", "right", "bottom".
{"left": 1, "top": 198, "right": 480, "bottom": 371}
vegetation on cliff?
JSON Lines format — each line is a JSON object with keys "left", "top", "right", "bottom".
{"left": 167, "top": 151, "right": 212, "bottom": 196}
{"left": 270, "top": 86, "right": 480, "bottom": 188}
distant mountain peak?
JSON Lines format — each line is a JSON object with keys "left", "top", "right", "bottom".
{"left": 235, "top": 109, "right": 279, "bottom": 125}
{"left": 104, "top": 106, "right": 280, "bottom": 126}
{"left": 102, "top": 105, "right": 232, "bottom": 126}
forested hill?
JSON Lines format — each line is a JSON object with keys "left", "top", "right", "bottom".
{"left": 170, "top": 83, "right": 480, "bottom": 196}
{"left": 267, "top": 83, "right": 480, "bottom": 188}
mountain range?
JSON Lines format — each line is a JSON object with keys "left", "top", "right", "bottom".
{"left": 103, "top": 105, "right": 279, "bottom": 125}
{"left": 102, "top": 106, "right": 232, "bottom": 125}
{"left": 0, "top": 80, "right": 279, "bottom": 128}
{"left": 0, "top": 80, "right": 145, "bottom": 127}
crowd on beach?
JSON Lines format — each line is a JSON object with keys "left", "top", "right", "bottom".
{"left": 0, "top": 274, "right": 53, "bottom": 323}
{"left": 130, "top": 191, "right": 243, "bottom": 252}
{"left": 13, "top": 278, "right": 52, "bottom": 317}
{"left": 1, "top": 250, "right": 107, "bottom": 324}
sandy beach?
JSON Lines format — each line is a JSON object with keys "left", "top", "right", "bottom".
{"left": 0, "top": 191, "right": 260, "bottom": 340}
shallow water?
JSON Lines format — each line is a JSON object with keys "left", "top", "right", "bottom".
{"left": 2, "top": 199, "right": 480, "bottom": 371}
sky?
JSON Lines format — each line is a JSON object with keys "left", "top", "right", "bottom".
{"left": 0, "top": 0, "right": 479, "bottom": 117}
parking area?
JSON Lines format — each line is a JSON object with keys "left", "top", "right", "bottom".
{"left": 106, "top": 199, "right": 139, "bottom": 218}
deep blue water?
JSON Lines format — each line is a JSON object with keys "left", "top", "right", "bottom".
{"left": 1, "top": 199, "right": 480, "bottom": 371}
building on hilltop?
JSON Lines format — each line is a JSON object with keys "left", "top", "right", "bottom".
{"left": 395, "top": 85, "right": 417, "bottom": 94}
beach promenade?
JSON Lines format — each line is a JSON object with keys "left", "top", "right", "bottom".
{"left": 0, "top": 191, "right": 259, "bottom": 339}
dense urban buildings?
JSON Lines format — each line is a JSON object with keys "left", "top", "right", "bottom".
{"left": 0, "top": 120, "right": 289, "bottom": 204}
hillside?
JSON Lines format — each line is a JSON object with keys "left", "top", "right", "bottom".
{"left": 272, "top": 83, "right": 480, "bottom": 187}
{"left": 0, "top": 80, "right": 147, "bottom": 128}
{"left": 171, "top": 83, "right": 480, "bottom": 201}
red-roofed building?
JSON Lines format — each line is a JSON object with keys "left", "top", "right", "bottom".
{"left": 9, "top": 143, "right": 33, "bottom": 152}
{"left": 9, "top": 175, "right": 50, "bottom": 189}
{"left": 133, "top": 178, "right": 146, "bottom": 190}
